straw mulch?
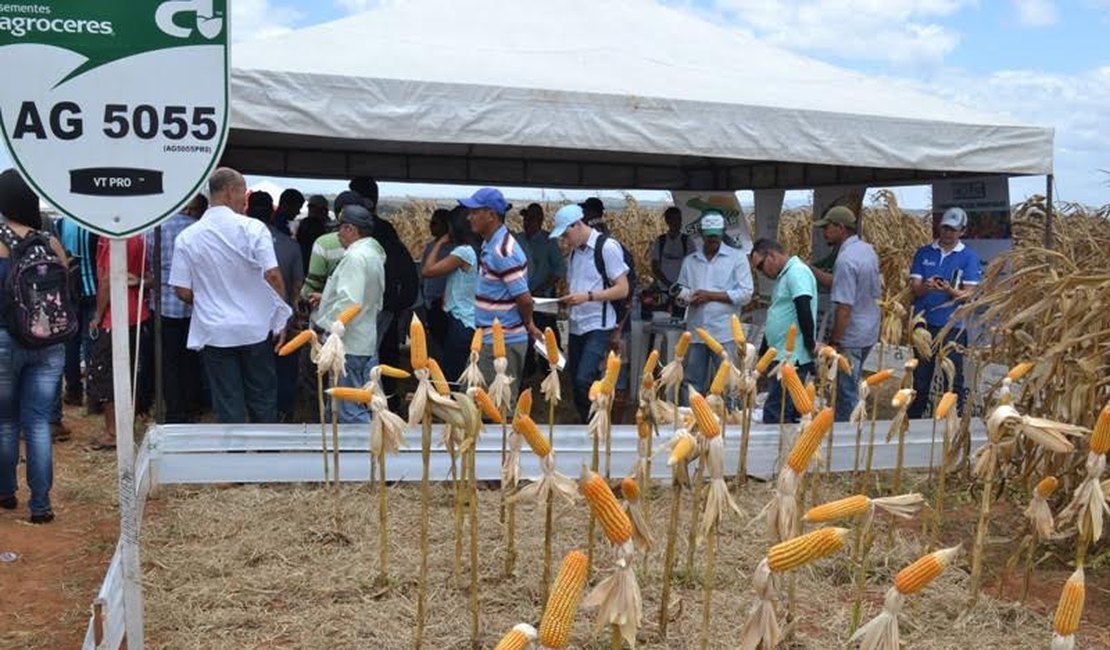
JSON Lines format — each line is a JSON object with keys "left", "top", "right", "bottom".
{"left": 142, "top": 471, "right": 1053, "bottom": 649}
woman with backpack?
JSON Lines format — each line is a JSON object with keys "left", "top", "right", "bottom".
{"left": 0, "top": 169, "right": 69, "bottom": 524}
{"left": 421, "top": 206, "right": 480, "bottom": 382}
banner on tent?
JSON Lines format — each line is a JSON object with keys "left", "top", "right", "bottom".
{"left": 670, "top": 190, "right": 752, "bottom": 252}
{"left": 0, "top": 1, "right": 230, "bottom": 236}
{"left": 931, "top": 175, "right": 1012, "bottom": 265}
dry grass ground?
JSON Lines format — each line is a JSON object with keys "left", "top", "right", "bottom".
{"left": 139, "top": 468, "right": 1104, "bottom": 650}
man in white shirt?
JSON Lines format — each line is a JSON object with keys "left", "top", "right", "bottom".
{"left": 675, "top": 212, "right": 753, "bottom": 400}
{"left": 169, "top": 168, "right": 292, "bottom": 424}
{"left": 551, "top": 204, "right": 629, "bottom": 423}
{"left": 310, "top": 205, "right": 385, "bottom": 424}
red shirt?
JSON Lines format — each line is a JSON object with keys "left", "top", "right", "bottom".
{"left": 96, "top": 235, "right": 150, "bottom": 329}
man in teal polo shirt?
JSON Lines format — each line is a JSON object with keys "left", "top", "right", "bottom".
{"left": 907, "top": 206, "right": 981, "bottom": 418}
{"left": 749, "top": 238, "right": 818, "bottom": 424}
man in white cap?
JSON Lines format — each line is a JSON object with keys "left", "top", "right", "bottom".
{"left": 907, "top": 206, "right": 981, "bottom": 418}
{"left": 674, "top": 211, "right": 753, "bottom": 400}
{"left": 811, "top": 206, "right": 881, "bottom": 421}
{"left": 551, "top": 204, "right": 629, "bottom": 423}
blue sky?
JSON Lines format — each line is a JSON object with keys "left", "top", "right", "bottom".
{"left": 5, "top": 0, "right": 1108, "bottom": 208}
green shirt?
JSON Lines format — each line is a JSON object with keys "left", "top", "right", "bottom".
{"left": 313, "top": 237, "right": 385, "bottom": 357}
{"left": 301, "top": 231, "right": 345, "bottom": 298}
{"left": 765, "top": 255, "right": 818, "bottom": 366}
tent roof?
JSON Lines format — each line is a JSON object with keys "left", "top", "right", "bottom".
{"left": 225, "top": 0, "right": 1053, "bottom": 191}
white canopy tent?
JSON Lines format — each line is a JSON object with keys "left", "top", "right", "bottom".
{"left": 225, "top": 0, "right": 1053, "bottom": 191}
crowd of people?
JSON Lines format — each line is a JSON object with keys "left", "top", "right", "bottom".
{"left": 0, "top": 164, "right": 982, "bottom": 524}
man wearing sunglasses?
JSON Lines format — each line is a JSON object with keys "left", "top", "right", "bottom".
{"left": 749, "top": 238, "right": 818, "bottom": 424}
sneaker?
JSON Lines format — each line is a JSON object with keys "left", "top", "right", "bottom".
{"left": 0, "top": 495, "right": 16, "bottom": 510}
{"left": 30, "top": 510, "right": 55, "bottom": 524}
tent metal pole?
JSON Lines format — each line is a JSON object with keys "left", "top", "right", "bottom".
{"left": 153, "top": 226, "right": 164, "bottom": 424}
{"left": 1043, "top": 174, "right": 1054, "bottom": 249}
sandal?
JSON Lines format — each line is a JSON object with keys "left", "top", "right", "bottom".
{"left": 88, "top": 438, "right": 116, "bottom": 451}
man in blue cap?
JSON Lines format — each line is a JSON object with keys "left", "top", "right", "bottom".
{"left": 551, "top": 203, "right": 630, "bottom": 423}
{"left": 464, "top": 187, "right": 540, "bottom": 402}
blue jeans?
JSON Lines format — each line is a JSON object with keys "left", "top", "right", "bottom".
{"left": 909, "top": 326, "right": 968, "bottom": 419}
{"left": 763, "top": 361, "right": 814, "bottom": 424}
{"left": 834, "top": 345, "right": 870, "bottom": 422}
{"left": 0, "top": 329, "right": 65, "bottom": 515}
{"left": 442, "top": 314, "right": 474, "bottom": 386}
{"left": 568, "top": 329, "right": 613, "bottom": 423}
{"left": 337, "top": 354, "right": 376, "bottom": 424}
{"left": 683, "top": 341, "right": 735, "bottom": 405}
{"left": 201, "top": 339, "right": 277, "bottom": 424}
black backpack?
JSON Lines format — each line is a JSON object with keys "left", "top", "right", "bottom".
{"left": 0, "top": 223, "right": 78, "bottom": 349}
{"left": 582, "top": 233, "right": 638, "bottom": 330}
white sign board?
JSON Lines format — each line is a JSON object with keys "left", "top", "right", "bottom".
{"left": 931, "top": 176, "right": 1012, "bottom": 265}
{"left": 670, "top": 190, "right": 752, "bottom": 252}
{"left": 0, "top": 1, "right": 230, "bottom": 236}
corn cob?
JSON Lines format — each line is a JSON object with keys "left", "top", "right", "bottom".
{"left": 544, "top": 327, "right": 560, "bottom": 364}
{"left": 837, "top": 354, "right": 851, "bottom": 374}
{"left": 781, "top": 363, "right": 813, "bottom": 415}
{"left": 805, "top": 380, "right": 817, "bottom": 407}
{"left": 580, "top": 469, "right": 633, "bottom": 545}
{"left": 696, "top": 327, "right": 725, "bottom": 356}
{"left": 1092, "top": 404, "right": 1110, "bottom": 455}
{"left": 599, "top": 351, "right": 621, "bottom": 395}
{"left": 642, "top": 348, "right": 660, "bottom": 377}
{"left": 891, "top": 388, "right": 914, "bottom": 409}
{"left": 278, "top": 329, "right": 314, "bottom": 356}
{"left": 784, "top": 323, "right": 797, "bottom": 355}
{"left": 803, "top": 494, "right": 870, "bottom": 523}
{"left": 1006, "top": 361, "right": 1035, "bottom": 382}
{"left": 470, "top": 327, "right": 484, "bottom": 353}
{"left": 514, "top": 414, "right": 551, "bottom": 458}
{"left": 730, "top": 314, "right": 746, "bottom": 347}
{"left": 327, "top": 386, "right": 372, "bottom": 403}
{"left": 636, "top": 411, "right": 652, "bottom": 439}
{"left": 1053, "top": 567, "right": 1085, "bottom": 637}
{"left": 336, "top": 303, "right": 362, "bottom": 325}
{"left": 668, "top": 431, "right": 696, "bottom": 466}
{"left": 1035, "top": 475, "right": 1059, "bottom": 499}
{"left": 689, "top": 387, "right": 720, "bottom": 438}
{"left": 675, "top": 331, "right": 692, "bottom": 358}
{"left": 427, "top": 358, "right": 450, "bottom": 396}
{"left": 538, "top": 550, "right": 589, "bottom": 649}
{"left": 410, "top": 315, "right": 428, "bottom": 370}
{"left": 934, "top": 392, "right": 957, "bottom": 419}
{"left": 865, "top": 369, "right": 894, "bottom": 387}
{"left": 516, "top": 388, "right": 533, "bottom": 419}
{"left": 786, "top": 407, "right": 834, "bottom": 473}
{"left": 494, "top": 623, "right": 537, "bottom": 650}
{"left": 492, "top": 318, "right": 506, "bottom": 358}
{"left": 709, "top": 359, "right": 731, "bottom": 396}
{"left": 755, "top": 347, "right": 777, "bottom": 375}
{"left": 893, "top": 546, "right": 959, "bottom": 595}
{"left": 588, "top": 380, "right": 603, "bottom": 401}
{"left": 377, "top": 364, "right": 411, "bottom": 379}
{"left": 473, "top": 387, "right": 504, "bottom": 423}
{"left": 621, "top": 476, "right": 641, "bottom": 502}
{"left": 767, "top": 527, "right": 849, "bottom": 572}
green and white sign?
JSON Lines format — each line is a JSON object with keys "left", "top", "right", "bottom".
{"left": 0, "top": 0, "right": 229, "bottom": 236}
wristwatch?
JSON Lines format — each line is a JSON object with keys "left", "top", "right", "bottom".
{"left": 587, "top": 291, "right": 594, "bottom": 302}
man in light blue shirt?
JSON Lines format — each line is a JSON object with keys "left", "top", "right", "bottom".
{"left": 675, "top": 212, "right": 753, "bottom": 401}
{"left": 749, "top": 238, "right": 818, "bottom": 424}
{"left": 811, "top": 207, "right": 881, "bottom": 421}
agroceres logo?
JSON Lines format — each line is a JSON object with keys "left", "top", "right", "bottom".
{"left": 155, "top": 0, "right": 223, "bottom": 40}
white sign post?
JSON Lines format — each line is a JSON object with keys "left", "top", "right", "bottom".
{"left": 0, "top": 3, "right": 229, "bottom": 647}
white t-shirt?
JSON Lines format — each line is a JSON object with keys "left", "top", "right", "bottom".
{"left": 169, "top": 206, "right": 292, "bottom": 350}
{"left": 567, "top": 229, "right": 629, "bottom": 335}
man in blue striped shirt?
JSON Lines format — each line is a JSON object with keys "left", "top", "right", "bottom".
{"left": 464, "top": 188, "right": 540, "bottom": 402}
{"left": 57, "top": 218, "right": 99, "bottom": 407}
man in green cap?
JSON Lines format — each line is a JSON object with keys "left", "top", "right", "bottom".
{"left": 812, "top": 206, "right": 881, "bottom": 421}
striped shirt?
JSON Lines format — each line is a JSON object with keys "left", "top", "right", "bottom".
{"left": 300, "top": 231, "right": 345, "bottom": 298}
{"left": 476, "top": 225, "right": 529, "bottom": 345}
{"left": 57, "top": 218, "right": 98, "bottom": 298}
{"left": 146, "top": 212, "right": 198, "bottom": 318}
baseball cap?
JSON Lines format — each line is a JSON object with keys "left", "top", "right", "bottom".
{"left": 334, "top": 190, "right": 371, "bottom": 216}
{"left": 814, "top": 206, "right": 857, "bottom": 228}
{"left": 459, "top": 187, "right": 510, "bottom": 216}
{"left": 339, "top": 204, "right": 374, "bottom": 230}
{"left": 940, "top": 206, "right": 967, "bottom": 230}
{"left": 700, "top": 212, "right": 725, "bottom": 235}
{"left": 549, "top": 204, "right": 583, "bottom": 239}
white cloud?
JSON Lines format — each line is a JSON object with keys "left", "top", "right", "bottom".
{"left": 334, "top": 0, "right": 387, "bottom": 14}
{"left": 708, "top": 0, "right": 976, "bottom": 65}
{"left": 1012, "top": 0, "right": 1058, "bottom": 26}
{"left": 231, "top": 0, "right": 302, "bottom": 42}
